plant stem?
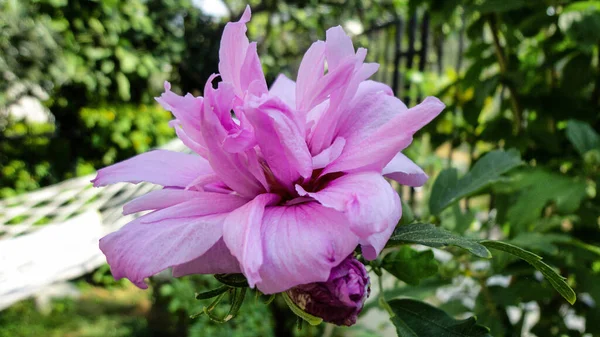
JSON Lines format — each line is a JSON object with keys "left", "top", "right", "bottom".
{"left": 487, "top": 14, "right": 523, "bottom": 135}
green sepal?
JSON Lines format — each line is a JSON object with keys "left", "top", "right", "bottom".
{"left": 214, "top": 273, "right": 249, "bottom": 287}
{"left": 281, "top": 292, "right": 323, "bottom": 326}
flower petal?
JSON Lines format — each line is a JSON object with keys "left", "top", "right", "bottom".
{"left": 100, "top": 213, "right": 227, "bottom": 288}
{"left": 123, "top": 188, "right": 204, "bottom": 215}
{"left": 323, "top": 96, "right": 445, "bottom": 175}
{"left": 91, "top": 150, "right": 214, "bottom": 188}
{"left": 156, "top": 82, "right": 206, "bottom": 155}
{"left": 140, "top": 192, "right": 249, "bottom": 223}
{"left": 296, "top": 41, "right": 326, "bottom": 111}
{"left": 222, "top": 194, "right": 281, "bottom": 288}
{"left": 256, "top": 202, "right": 359, "bottom": 294}
{"left": 269, "top": 73, "right": 296, "bottom": 109}
{"left": 244, "top": 96, "right": 313, "bottom": 189}
{"left": 218, "top": 6, "right": 251, "bottom": 97}
{"left": 325, "top": 26, "right": 355, "bottom": 69}
{"left": 172, "top": 239, "right": 241, "bottom": 276}
{"left": 382, "top": 152, "right": 428, "bottom": 187}
{"left": 240, "top": 42, "right": 268, "bottom": 96}
{"left": 312, "top": 137, "right": 346, "bottom": 169}
{"left": 296, "top": 172, "right": 400, "bottom": 238}
{"left": 200, "top": 77, "right": 266, "bottom": 197}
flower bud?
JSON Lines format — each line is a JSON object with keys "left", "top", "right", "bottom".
{"left": 285, "top": 255, "right": 370, "bottom": 326}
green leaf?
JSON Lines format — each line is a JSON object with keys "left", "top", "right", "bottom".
{"left": 115, "top": 72, "right": 130, "bottom": 101}
{"left": 382, "top": 246, "right": 439, "bottom": 285}
{"left": 505, "top": 170, "right": 587, "bottom": 230}
{"left": 387, "top": 223, "right": 492, "bottom": 259}
{"left": 481, "top": 240, "right": 576, "bottom": 305}
{"left": 566, "top": 119, "right": 600, "bottom": 155}
{"left": 391, "top": 315, "right": 418, "bottom": 337}
{"left": 429, "top": 150, "right": 522, "bottom": 214}
{"left": 388, "top": 299, "right": 492, "bottom": 337}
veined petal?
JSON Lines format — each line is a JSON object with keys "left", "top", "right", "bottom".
{"left": 223, "top": 194, "right": 281, "bottom": 288}
{"left": 323, "top": 96, "right": 445, "bottom": 175}
{"left": 172, "top": 239, "right": 241, "bottom": 276}
{"left": 100, "top": 213, "right": 227, "bottom": 289}
{"left": 269, "top": 73, "right": 296, "bottom": 109}
{"left": 296, "top": 172, "right": 400, "bottom": 238}
{"left": 245, "top": 96, "right": 313, "bottom": 189}
{"left": 169, "top": 120, "right": 208, "bottom": 157}
{"left": 382, "top": 152, "right": 428, "bottom": 187}
{"left": 140, "top": 192, "right": 248, "bottom": 223}
{"left": 256, "top": 202, "right": 359, "bottom": 294}
{"left": 91, "top": 150, "right": 213, "bottom": 188}
{"left": 123, "top": 188, "right": 204, "bottom": 215}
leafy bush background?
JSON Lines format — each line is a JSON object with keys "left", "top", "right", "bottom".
{"left": 1, "top": 0, "right": 599, "bottom": 336}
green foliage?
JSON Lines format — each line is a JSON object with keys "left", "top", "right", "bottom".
{"left": 429, "top": 149, "right": 522, "bottom": 215}
{"left": 387, "top": 223, "right": 492, "bottom": 258}
{"left": 388, "top": 299, "right": 491, "bottom": 337}
{"left": 382, "top": 247, "right": 439, "bottom": 285}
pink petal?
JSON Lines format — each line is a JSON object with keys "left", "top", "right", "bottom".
{"left": 91, "top": 150, "right": 214, "bottom": 188}
{"left": 269, "top": 73, "right": 296, "bottom": 109}
{"left": 123, "top": 188, "right": 204, "bottom": 215}
{"left": 323, "top": 96, "right": 445, "bottom": 175}
{"left": 100, "top": 213, "right": 228, "bottom": 288}
{"left": 296, "top": 41, "right": 326, "bottom": 111}
{"left": 296, "top": 172, "right": 400, "bottom": 238}
{"left": 222, "top": 194, "right": 281, "bottom": 288}
{"left": 172, "top": 239, "right": 241, "bottom": 276}
{"left": 200, "top": 77, "right": 266, "bottom": 197}
{"left": 256, "top": 202, "right": 359, "bottom": 294}
{"left": 244, "top": 96, "right": 313, "bottom": 189}
{"left": 156, "top": 82, "right": 206, "bottom": 154}
{"left": 359, "top": 206, "right": 400, "bottom": 261}
{"left": 140, "top": 192, "right": 249, "bottom": 223}
{"left": 169, "top": 120, "right": 208, "bottom": 157}
{"left": 382, "top": 152, "right": 428, "bottom": 187}
{"left": 218, "top": 6, "right": 252, "bottom": 97}
{"left": 335, "top": 80, "right": 400, "bottom": 147}
{"left": 312, "top": 137, "right": 346, "bottom": 169}
{"left": 325, "top": 26, "right": 355, "bottom": 69}
{"left": 240, "top": 42, "right": 268, "bottom": 96}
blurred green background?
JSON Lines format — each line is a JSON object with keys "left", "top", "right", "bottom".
{"left": 1, "top": 0, "right": 599, "bottom": 336}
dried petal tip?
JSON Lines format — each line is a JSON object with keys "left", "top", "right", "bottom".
{"left": 285, "top": 255, "right": 370, "bottom": 326}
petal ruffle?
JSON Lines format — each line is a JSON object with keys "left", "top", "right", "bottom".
{"left": 382, "top": 152, "right": 428, "bottom": 187}
{"left": 256, "top": 202, "right": 359, "bottom": 294}
{"left": 92, "top": 150, "right": 214, "bottom": 188}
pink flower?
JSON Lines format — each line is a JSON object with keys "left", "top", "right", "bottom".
{"left": 92, "top": 6, "right": 445, "bottom": 295}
